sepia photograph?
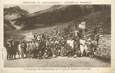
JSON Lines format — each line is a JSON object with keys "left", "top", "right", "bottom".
{"left": 3, "top": 5, "right": 111, "bottom": 67}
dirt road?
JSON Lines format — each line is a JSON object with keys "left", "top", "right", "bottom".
{"left": 4, "top": 57, "right": 110, "bottom": 67}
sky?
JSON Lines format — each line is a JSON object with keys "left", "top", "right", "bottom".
{"left": 4, "top": 5, "right": 53, "bottom": 13}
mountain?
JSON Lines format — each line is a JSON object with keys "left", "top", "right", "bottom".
{"left": 4, "top": 5, "right": 111, "bottom": 34}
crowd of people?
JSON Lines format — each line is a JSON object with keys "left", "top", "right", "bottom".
{"left": 4, "top": 24, "right": 101, "bottom": 60}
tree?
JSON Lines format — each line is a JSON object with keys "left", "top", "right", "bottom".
{"left": 4, "top": 6, "right": 29, "bottom": 16}
{"left": 4, "top": 6, "right": 29, "bottom": 30}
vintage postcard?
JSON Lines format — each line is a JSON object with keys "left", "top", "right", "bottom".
{"left": 0, "top": 0, "right": 114, "bottom": 73}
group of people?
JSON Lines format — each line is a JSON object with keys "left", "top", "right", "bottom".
{"left": 4, "top": 28, "right": 100, "bottom": 60}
